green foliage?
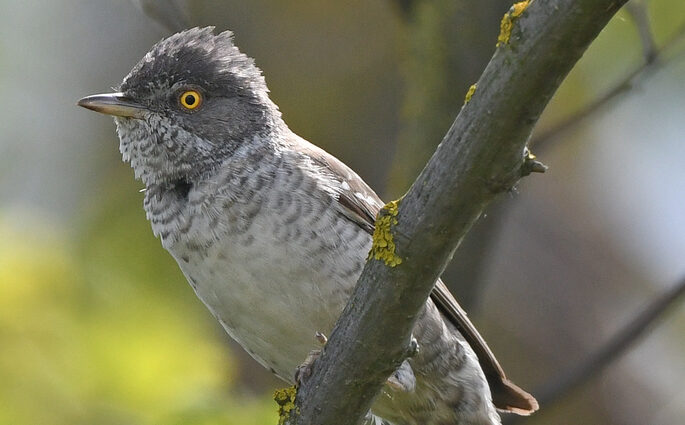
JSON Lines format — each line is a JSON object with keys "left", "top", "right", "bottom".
{"left": 0, "top": 206, "right": 277, "bottom": 424}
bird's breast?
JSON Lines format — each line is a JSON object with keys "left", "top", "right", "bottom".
{"left": 144, "top": 158, "right": 371, "bottom": 380}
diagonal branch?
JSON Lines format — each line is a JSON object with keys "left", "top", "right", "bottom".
{"left": 534, "top": 276, "right": 685, "bottom": 409}
{"left": 626, "top": 0, "right": 657, "bottom": 63}
{"left": 285, "top": 1, "right": 629, "bottom": 424}
{"left": 391, "top": 0, "right": 417, "bottom": 18}
{"left": 531, "top": 19, "right": 685, "bottom": 153}
{"left": 505, "top": 276, "right": 685, "bottom": 424}
{"left": 129, "top": 0, "right": 190, "bottom": 33}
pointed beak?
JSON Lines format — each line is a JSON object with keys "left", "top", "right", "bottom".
{"left": 77, "top": 93, "right": 147, "bottom": 119}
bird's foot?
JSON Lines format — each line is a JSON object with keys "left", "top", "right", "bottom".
{"left": 314, "top": 331, "right": 328, "bottom": 345}
{"left": 406, "top": 336, "right": 419, "bottom": 357}
{"left": 386, "top": 337, "right": 419, "bottom": 392}
{"left": 387, "top": 360, "right": 416, "bottom": 392}
{"left": 294, "top": 331, "right": 328, "bottom": 386}
{"left": 294, "top": 349, "right": 321, "bottom": 386}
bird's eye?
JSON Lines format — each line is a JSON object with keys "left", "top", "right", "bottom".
{"left": 179, "top": 90, "right": 202, "bottom": 110}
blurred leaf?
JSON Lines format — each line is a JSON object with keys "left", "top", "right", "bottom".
{"left": 0, "top": 209, "right": 276, "bottom": 424}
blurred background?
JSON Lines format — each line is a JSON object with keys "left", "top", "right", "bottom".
{"left": 1, "top": 0, "right": 684, "bottom": 424}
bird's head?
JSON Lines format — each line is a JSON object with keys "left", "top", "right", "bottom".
{"left": 78, "top": 27, "right": 281, "bottom": 186}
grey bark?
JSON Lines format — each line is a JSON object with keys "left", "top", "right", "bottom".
{"left": 286, "top": 1, "right": 629, "bottom": 424}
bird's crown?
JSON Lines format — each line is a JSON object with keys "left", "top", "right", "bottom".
{"left": 121, "top": 27, "right": 268, "bottom": 101}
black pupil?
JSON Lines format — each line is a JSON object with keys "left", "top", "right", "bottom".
{"left": 185, "top": 94, "right": 196, "bottom": 105}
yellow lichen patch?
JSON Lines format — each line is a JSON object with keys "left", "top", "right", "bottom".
{"left": 497, "top": 1, "right": 530, "bottom": 47}
{"left": 274, "top": 386, "right": 299, "bottom": 425}
{"left": 464, "top": 84, "right": 478, "bottom": 105}
{"left": 368, "top": 200, "right": 403, "bottom": 267}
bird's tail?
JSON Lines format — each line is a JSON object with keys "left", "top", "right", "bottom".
{"left": 490, "top": 376, "right": 539, "bottom": 415}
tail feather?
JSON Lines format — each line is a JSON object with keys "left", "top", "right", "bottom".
{"left": 490, "top": 376, "right": 539, "bottom": 415}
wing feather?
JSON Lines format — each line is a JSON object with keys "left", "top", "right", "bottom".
{"left": 297, "top": 140, "right": 538, "bottom": 414}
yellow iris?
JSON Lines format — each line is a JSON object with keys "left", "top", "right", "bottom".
{"left": 179, "top": 90, "right": 202, "bottom": 110}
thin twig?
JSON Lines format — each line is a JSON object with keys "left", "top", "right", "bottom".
{"left": 507, "top": 276, "right": 685, "bottom": 424}
{"left": 129, "top": 0, "right": 190, "bottom": 33}
{"left": 392, "top": 0, "right": 416, "bottom": 18}
{"left": 532, "top": 21, "right": 685, "bottom": 153}
{"left": 626, "top": 1, "right": 657, "bottom": 62}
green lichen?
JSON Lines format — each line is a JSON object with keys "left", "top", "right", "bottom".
{"left": 497, "top": 1, "right": 530, "bottom": 47}
{"left": 368, "top": 200, "right": 403, "bottom": 267}
{"left": 274, "top": 386, "right": 299, "bottom": 425}
{"left": 464, "top": 83, "right": 477, "bottom": 105}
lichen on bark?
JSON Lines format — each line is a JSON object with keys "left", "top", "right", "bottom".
{"left": 464, "top": 83, "right": 478, "bottom": 105}
{"left": 497, "top": 1, "right": 530, "bottom": 46}
{"left": 368, "top": 200, "right": 403, "bottom": 267}
{"left": 274, "top": 386, "right": 299, "bottom": 425}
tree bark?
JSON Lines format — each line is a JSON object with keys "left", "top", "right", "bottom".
{"left": 285, "top": 1, "right": 629, "bottom": 424}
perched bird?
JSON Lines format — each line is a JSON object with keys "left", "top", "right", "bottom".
{"left": 78, "top": 27, "right": 537, "bottom": 425}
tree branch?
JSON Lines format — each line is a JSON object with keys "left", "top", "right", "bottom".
{"left": 626, "top": 0, "right": 657, "bottom": 63}
{"left": 129, "top": 0, "right": 190, "bottom": 33}
{"left": 391, "top": 0, "right": 416, "bottom": 18}
{"left": 505, "top": 276, "right": 685, "bottom": 424}
{"left": 531, "top": 19, "right": 685, "bottom": 153}
{"left": 285, "top": 1, "right": 629, "bottom": 424}
{"left": 536, "top": 276, "right": 685, "bottom": 409}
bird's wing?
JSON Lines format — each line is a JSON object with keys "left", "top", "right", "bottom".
{"left": 298, "top": 141, "right": 538, "bottom": 415}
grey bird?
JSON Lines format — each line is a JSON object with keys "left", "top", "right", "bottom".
{"left": 78, "top": 27, "right": 538, "bottom": 425}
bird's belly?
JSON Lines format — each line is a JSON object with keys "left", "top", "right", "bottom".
{"left": 170, "top": 212, "right": 371, "bottom": 381}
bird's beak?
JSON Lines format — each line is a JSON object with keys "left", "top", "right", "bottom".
{"left": 77, "top": 93, "right": 147, "bottom": 119}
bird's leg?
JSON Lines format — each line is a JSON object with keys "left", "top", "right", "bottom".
{"left": 315, "top": 331, "right": 328, "bottom": 345}
{"left": 406, "top": 336, "right": 419, "bottom": 357}
{"left": 387, "top": 336, "right": 419, "bottom": 392}
{"left": 295, "top": 333, "right": 419, "bottom": 392}
{"left": 294, "top": 332, "right": 328, "bottom": 385}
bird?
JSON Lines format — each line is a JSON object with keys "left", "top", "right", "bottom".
{"left": 78, "top": 27, "right": 538, "bottom": 425}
